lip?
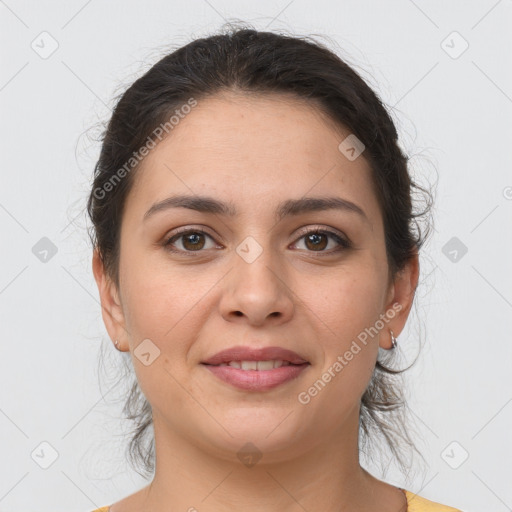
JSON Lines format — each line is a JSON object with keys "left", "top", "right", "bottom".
{"left": 201, "top": 345, "right": 309, "bottom": 365}
{"left": 202, "top": 363, "right": 310, "bottom": 391}
{"left": 200, "top": 345, "right": 310, "bottom": 392}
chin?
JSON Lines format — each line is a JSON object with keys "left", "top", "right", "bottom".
{"left": 198, "top": 413, "right": 310, "bottom": 459}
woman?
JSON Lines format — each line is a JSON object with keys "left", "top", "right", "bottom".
{"left": 87, "top": 25, "right": 462, "bottom": 512}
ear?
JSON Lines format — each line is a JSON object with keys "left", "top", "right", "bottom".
{"left": 379, "top": 249, "right": 420, "bottom": 349}
{"left": 92, "top": 248, "right": 128, "bottom": 351}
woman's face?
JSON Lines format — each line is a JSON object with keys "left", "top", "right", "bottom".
{"left": 94, "top": 91, "right": 417, "bottom": 462}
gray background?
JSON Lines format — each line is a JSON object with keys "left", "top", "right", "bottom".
{"left": 1, "top": 1, "right": 511, "bottom": 511}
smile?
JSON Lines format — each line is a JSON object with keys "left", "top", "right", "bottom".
{"left": 201, "top": 361, "right": 310, "bottom": 391}
{"left": 212, "top": 360, "right": 293, "bottom": 370}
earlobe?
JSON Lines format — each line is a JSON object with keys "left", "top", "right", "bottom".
{"left": 380, "top": 252, "right": 420, "bottom": 350}
{"left": 92, "top": 249, "right": 128, "bottom": 349}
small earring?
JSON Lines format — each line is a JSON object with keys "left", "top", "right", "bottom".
{"left": 114, "top": 339, "right": 119, "bottom": 349}
{"left": 390, "top": 330, "right": 398, "bottom": 349}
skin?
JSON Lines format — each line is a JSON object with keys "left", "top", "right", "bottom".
{"left": 93, "top": 90, "right": 419, "bottom": 512}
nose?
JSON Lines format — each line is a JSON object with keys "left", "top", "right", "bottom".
{"left": 218, "top": 251, "right": 295, "bottom": 327}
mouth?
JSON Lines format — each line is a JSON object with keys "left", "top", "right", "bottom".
{"left": 201, "top": 345, "right": 309, "bottom": 366}
{"left": 202, "top": 359, "right": 307, "bottom": 370}
{"left": 200, "top": 345, "right": 310, "bottom": 391}
{"left": 200, "top": 361, "right": 310, "bottom": 391}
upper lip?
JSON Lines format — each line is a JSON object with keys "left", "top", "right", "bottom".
{"left": 201, "top": 345, "right": 309, "bottom": 365}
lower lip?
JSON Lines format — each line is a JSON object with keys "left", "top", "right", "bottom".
{"left": 201, "top": 363, "right": 310, "bottom": 391}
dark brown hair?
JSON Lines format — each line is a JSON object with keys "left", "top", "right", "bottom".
{"left": 87, "top": 22, "right": 433, "bottom": 479}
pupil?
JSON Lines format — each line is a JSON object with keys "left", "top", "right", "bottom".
{"left": 306, "top": 233, "right": 327, "bottom": 251}
{"left": 185, "top": 233, "right": 204, "bottom": 250}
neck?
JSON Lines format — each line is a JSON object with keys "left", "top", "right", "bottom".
{"left": 137, "top": 406, "right": 403, "bottom": 512}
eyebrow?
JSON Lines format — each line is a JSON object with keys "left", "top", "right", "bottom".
{"left": 143, "top": 194, "right": 370, "bottom": 224}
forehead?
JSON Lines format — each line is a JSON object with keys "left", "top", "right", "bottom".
{"left": 125, "top": 91, "right": 381, "bottom": 225}
{"left": 151, "top": 91, "right": 352, "bottom": 167}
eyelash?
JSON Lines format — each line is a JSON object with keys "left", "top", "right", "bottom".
{"left": 163, "top": 226, "right": 352, "bottom": 256}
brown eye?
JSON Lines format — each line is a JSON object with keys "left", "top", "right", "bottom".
{"left": 181, "top": 232, "right": 206, "bottom": 251}
{"left": 164, "top": 229, "right": 216, "bottom": 253}
{"left": 293, "top": 228, "right": 351, "bottom": 254}
{"left": 304, "top": 232, "right": 328, "bottom": 251}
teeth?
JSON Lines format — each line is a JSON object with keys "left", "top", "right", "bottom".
{"left": 255, "top": 360, "right": 275, "bottom": 371}
{"left": 241, "top": 361, "right": 257, "bottom": 370}
{"left": 222, "top": 360, "right": 290, "bottom": 370}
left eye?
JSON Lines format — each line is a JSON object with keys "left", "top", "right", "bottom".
{"left": 292, "top": 229, "right": 351, "bottom": 253}
{"left": 163, "top": 228, "right": 351, "bottom": 254}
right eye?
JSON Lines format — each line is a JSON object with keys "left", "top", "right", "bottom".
{"left": 163, "top": 228, "right": 220, "bottom": 254}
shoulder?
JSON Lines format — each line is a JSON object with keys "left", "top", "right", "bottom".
{"left": 404, "top": 490, "right": 463, "bottom": 511}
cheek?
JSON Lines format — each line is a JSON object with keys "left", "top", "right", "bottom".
{"left": 303, "top": 266, "right": 386, "bottom": 348}
{"left": 120, "top": 259, "right": 216, "bottom": 355}
{"left": 119, "top": 264, "right": 214, "bottom": 414}
{"left": 297, "top": 265, "right": 385, "bottom": 399}
{"left": 297, "top": 274, "right": 382, "bottom": 422}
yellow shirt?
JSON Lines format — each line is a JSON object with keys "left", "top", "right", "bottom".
{"left": 89, "top": 489, "right": 462, "bottom": 511}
